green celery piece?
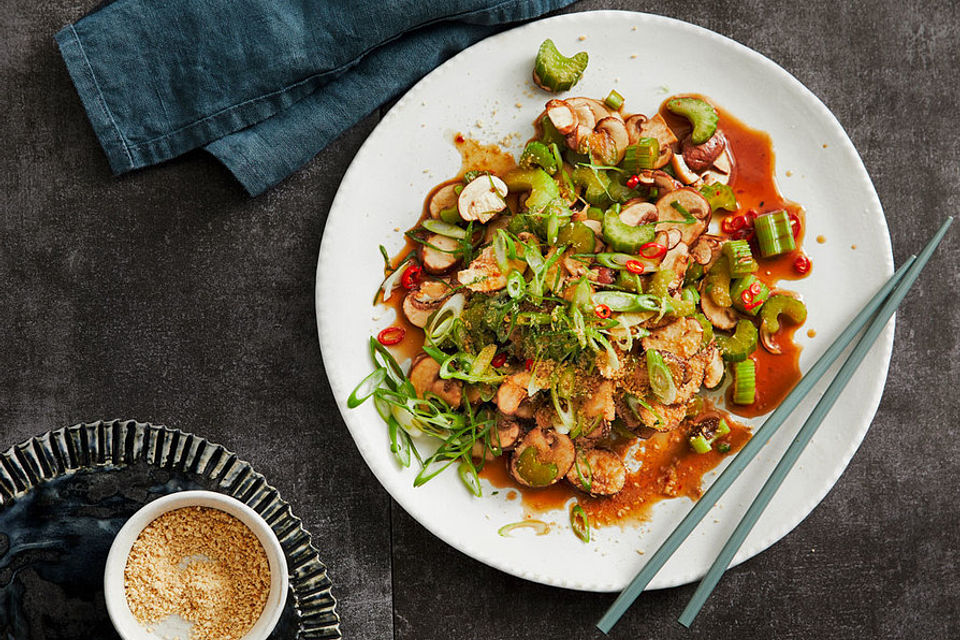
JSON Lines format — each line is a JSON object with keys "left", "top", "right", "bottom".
{"left": 520, "top": 141, "right": 559, "bottom": 174}
{"left": 504, "top": 168, "right": 561, "bottom": 212}
{"left": 730, "top": 275, "right": 771, "bottom": 316}
{"left": 533, "top": 39, "right": 588, "bottom": 93}
{"left": 759, "top": 295, "right": 808, "bottom": 334}
{"left": 716, "top": 319, "right": 759, "bottom": 362}
{"left": 557, "top": 221, "right": 596, "bottom": 253}
{"left": 699, "top": 183, "right": 738, "bottom": 211}
{"left": 571, "top": 167, "right": 613, "bottom": 207}
{"left": 666, "top": 97, "right": 719, "bottom": 144}
{"left": 602, "top": 206, "right": 656, "bottom": 253}
{"left": 704, "top": 255, "right": 733, "bottom": 307}
{"left": 515, "top": 446, "right": 558, "bottom": 486}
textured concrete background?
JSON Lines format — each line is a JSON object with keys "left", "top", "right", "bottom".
{"left": 1, "top": 0, "right": 958, "bottom": 638}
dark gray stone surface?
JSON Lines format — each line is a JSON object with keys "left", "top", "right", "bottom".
{"left": 0, "top": 0, "right": 957, "bottom": 638}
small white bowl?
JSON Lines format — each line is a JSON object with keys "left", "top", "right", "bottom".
{"left": 104, "top": 490, "right": 288, "bottom": 640}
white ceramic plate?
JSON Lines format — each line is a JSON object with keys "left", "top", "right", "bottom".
{"left": 316, "top": 10, "right": 893, "bottom": 592}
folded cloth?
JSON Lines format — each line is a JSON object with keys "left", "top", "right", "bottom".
{"left": 55, "top": 0, "right": 576, "bottom": 195}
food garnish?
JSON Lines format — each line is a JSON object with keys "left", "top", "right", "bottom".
{"left": 351, "top": 42, "right": 812, "bottom": 542}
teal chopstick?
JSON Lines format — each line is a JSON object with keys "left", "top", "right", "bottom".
{"left": 678, "top": 216, "right": 953, "bottom": 628}
{"left": 596, "top": 257, "right": 916, "bottom": 634}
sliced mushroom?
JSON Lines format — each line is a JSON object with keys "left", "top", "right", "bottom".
{"left": 419, "top": 233, "right": 460, "bottom": 275}
{"left": 670, "top": 152, "right": 700, "bottom": 185}
{"left": 402, "top": 280, "right": 449, "bottom": 328}
{"left": 619, "top": 199, "right": 658, "bottom": 226}
{"left": 642, "top": 317, "right": 703, "bottom": 360}
{"left": 712, "top": 147, "right": 733, "bottom": 175}
{"left": 702, "top": 344, "right": 725, "bottom": 389}
{"left": 655, "top": 187, "right": 711, "bottom": 246}
{"left": 624, "top": 113, "right": 648, "bottom": 144}
{"left": 495, "top": 371, "right": 532, "bottom": 416}
{"left": 509, "top": 427, "right": 576, "bottom": 487}
{"left": 409, "top": 353, "right": 463, "bottom": 408}
{"left": 428, "top": 184, "right": 460, "bottom": 219}
{"left": 637, "top": 113, "right": 678, "bottom": 169}
{"left": 566, "top": 448, "right": 626, "bottom": 496}
{"left": 658, "top": 243, "right": 689, "bottom": 292}
{"left": 760, "top": 326, "right": 782, "bottom": 354}
{"left": 545, "top": 99, "right": 578, "bottom": 135}
{"left": 458, "top": 175, "right": 508, "bottom": 223}
{"left": 682, "top": 132, "right": 726, "bottom": 173}
{"left": 655, "top": 228, "right": 684, "bottom": 250}
{"left": 699, "top": 281, "right": 738, "bottom": 330}
{"left": 690, "top": 234, "right": 724, "bottom": 269}
{"left": 472, "top": 413, "right": 523, "bottom": 459}
{"left": 587, "top": 116, "right": 630, "bottom": 164}
{"left": 637, "top": 169, "right": 683, "bottom": 194}
{"left": 566, "top": 97, "right": 613, "bottom": 127}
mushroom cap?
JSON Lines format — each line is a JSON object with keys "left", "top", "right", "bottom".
{"left": 409, "top": 353, "right": 463, "bottom": 407}
{"left": 589, "top": 116, "right": 630, "bottom": 165}
{"left": 565, "top": 448, "right": 626, "bottom": 496}
{"left": 458, "top": 175, "right": 508, "bottom": 223}
{"left": 428, "top": 183, "right": 460, "bottom": 219}
{"left": 682, "top": 131, "right": 727, "bottom": 173}
{"left": 619, "top": 199, "right": 658, "bottom": 227}
{"left": 402, "top": 280, "right": 449, "bottom": 328}
{"left": 655, "top": 187, "right": 710, "bottom": 246}
{"left": 419, "top": 233, "right": 460, "bottom": 275}
{"left": 545, "top": 99, "right": 577, "bottom": 135}
{"left": 509, "top": 427, "right": 576, "bottom": 487}
{"left": 698, "top": 281, "right": 738, "bottom": 331}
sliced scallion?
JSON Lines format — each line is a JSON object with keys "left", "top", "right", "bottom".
{"left": 507, "top": 270, "right": 526, "bottom": 299}
{"left": 592, "top": 291, "right": 661, "bottom": 313}
{"left": 571, "top": 504, "right": 591, "bottom": 543}
{"left": 422, "top": 218, "right": 467, "bottom": 239}
{"left": 458, "top": 462, "right": 482, "bottom": 497}
{"left": 646, "top": 349, "right": 677, "bottom": 404}
{"left": 347, "top": 368, "right": 386, "bottom": 408}
{"left": 498, "top": 520, "right": 551, "bottom": 537}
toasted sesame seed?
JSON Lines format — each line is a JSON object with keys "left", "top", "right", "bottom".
{"left": 124, "top": 506, "right": 271, "bottom": 640}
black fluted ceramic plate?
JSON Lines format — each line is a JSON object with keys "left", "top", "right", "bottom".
{"left": 0, "top": 420, "right": 340, "bottom": 640}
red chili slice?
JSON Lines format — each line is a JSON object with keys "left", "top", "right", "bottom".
{"left": 594, "top": 304, "right": 612, "bottom": 319}
{"left": 377, "top": 326, "right": 405, "bottom": 346}
{"left": 626, "top": 175, "right": 640, "bottom": 189}
{"left": 524, "top": 358, "right": 534, "bottom": 371}
{"left": 721, "top": 215, "right": 746, "bottom": 234}
{"left": 743, "top": 298, "right": 764, "bottom": 311}
{"left": 625, "top": 259, "right": 646, "bottom": 274}
{"left": 789, "top": 213, "right": 802, "bottom": 239}
{"left": 491, "top": 353, "right": 508, "bottom": 368}
{"left": 401, "top": 264, "right": 422, "bottom": 289}
{"left": 748, "top": 281, "right": 763, "bottom": 295}
{"left": 638, "top": 242, "right": 667, "bottom": 260}
{"left": 793, "top": 254, "right": 812, "bottom": 274}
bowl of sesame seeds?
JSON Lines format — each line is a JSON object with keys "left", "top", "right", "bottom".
{"left": 104, "top": 490, "right": 288, "bottom": 640}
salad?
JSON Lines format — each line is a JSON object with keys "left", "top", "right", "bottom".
{"left": 350, "top": 40, "right": 809, "bottom": 541}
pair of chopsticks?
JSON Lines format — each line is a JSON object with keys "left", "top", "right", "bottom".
{"left": 597, "top": 217, "right": 954, "bottom": 634}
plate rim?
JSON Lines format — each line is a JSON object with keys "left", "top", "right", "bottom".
{"left": 316, "top": 9, "right": 894, "bottom": 592}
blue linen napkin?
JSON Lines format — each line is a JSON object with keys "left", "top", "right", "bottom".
{"left": 55, "top": 0, "right": 577, "bottom": 196}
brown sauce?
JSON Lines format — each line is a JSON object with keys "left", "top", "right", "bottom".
{"left": 479, "top": 406, "right": 751, "bottom": 525}
{"left": 382, "top": 106, "right": 809, "bottom": 527}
